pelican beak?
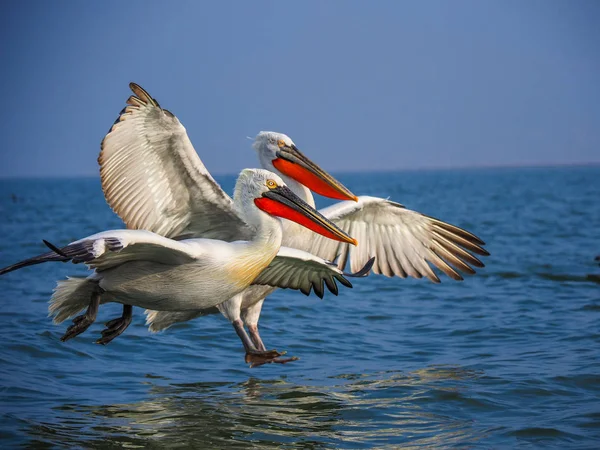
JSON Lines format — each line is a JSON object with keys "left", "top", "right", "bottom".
{"left": 255, "top": 186, "right": 357, "bottom": 245}
{"left": 273, "top": 144, "right": 358, "bottom": 202}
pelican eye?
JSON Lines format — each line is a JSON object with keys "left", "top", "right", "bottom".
{"left": 277, "top": 140, "right": 286, "bottom": 148}
{"left": 266, "top": 179, "right": 278, "bottom": 189}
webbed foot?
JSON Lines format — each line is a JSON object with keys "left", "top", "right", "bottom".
{"left": 96, "top": 305, "right": 132, "bottom": 345}
{"left": 61, "top": 314, "right": 95, "bottom": 342}
{"left": 245, "top": 349, "right": 299, "bottom": 368}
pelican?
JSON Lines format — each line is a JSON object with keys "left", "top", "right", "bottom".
{"left": 0, "top": 169, "right": 368, "bottom": 356}
{"left": 88, "top": 83, "right": 488, "bottom": 366}
{"left": 148, "top": 132, "right": 489, "bottom": 356}
{"left": 87, "top": 83, "right": 488, "bottom": 366}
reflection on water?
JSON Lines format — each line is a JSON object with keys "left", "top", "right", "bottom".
{"left": 24, "top": 366, "right": 487, "bottom": 448}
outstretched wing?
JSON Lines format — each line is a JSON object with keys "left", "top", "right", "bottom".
{"left": 48, "top": 230, "right": 197, "bottom": 272}
{"left": 291, "top": 196, "right": 489, "bottom": 282}
{"left": 100, "top": 83, "right": 251, "bottom": 241}
{"left": 251, "top": 246, "right": 373, "bottom": 298}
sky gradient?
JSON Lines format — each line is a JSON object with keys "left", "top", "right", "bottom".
{"left": 0, "top": 1, "right": 598, "bottom": 178}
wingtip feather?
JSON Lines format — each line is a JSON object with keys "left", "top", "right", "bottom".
{"left": 129, "top": 82, "right": 160, "bottom": 108}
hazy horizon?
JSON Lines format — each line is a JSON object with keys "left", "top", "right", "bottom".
{"left": 1, "top": 1, "right": 599, "bottom": 178}
{"left": 1, "top": 160, "right": 599, "bottom": 181}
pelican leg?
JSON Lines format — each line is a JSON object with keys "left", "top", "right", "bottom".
{"left": 96, "top": 304, "right": 133, "bottom": 345}
{"left": 60, "top": 289, "right": 101, "bottom": 342}
{"left": 247, "top": 324, "right": 267, "bottom": 352}
{"left": 232, "top": 319, "right": 298, "bottom": 368}
{"left": 242, "top": 300, "right": 269, "bottom": 353}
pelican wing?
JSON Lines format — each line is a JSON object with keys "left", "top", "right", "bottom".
{"left": 251, "top": 247, "right": 372, "bottom": 299}
{"left": 297, "top": 196, "right": 489, "bottom": 282}
{"left": 48, "top": 230, "right": 198, "bottom": 272}
{"left": 100, "top": 83, "right": 250, "bottom": 241}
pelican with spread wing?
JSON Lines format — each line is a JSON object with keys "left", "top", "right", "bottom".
{"left": 0, "top": 169, "right": 369, "bottom": 362}
{"left": 148, "top": 132, "right": 489, "bottom": 357}
{"left": 93, "top": 83, "right": 487, "bottom": 366}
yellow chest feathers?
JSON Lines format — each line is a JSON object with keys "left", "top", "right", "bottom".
{"left": 224, "top": 249, "right": 276, "bottom": 289}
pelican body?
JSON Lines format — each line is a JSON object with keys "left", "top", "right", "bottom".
{"left": 0, "top": 169, "right": 361, "bottom": 346}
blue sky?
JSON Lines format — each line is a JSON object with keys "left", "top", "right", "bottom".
{"left": 0, "top": 1, "right": 598, "bottom": 177}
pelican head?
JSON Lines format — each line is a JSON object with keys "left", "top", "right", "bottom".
{"left": 235, "top": 168, "right": 357, "bottom": 245}
{"left": 253, "top": 131, "right": 358, "bottom": 202}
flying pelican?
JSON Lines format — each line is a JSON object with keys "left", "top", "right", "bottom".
{"left": 0, "top": 169, "right": 369, "bottom": 358}
{"left": 87, "top": 83, "right": 488, "bottom": 366}
{"left": 147, "top": 132, "right": 489, "bottom": 357}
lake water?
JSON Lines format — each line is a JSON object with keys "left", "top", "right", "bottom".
{"left": 0, "top": 167, "right": 599, "bottom": 448}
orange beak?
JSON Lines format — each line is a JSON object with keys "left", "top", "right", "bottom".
{"left": 254, "top": 185, "right": 357, "bottom": 245}
{"left": 272, "top": 144, "right": 358, "bottom": 202}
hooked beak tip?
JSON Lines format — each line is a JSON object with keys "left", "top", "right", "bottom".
{"left": 273, "top": 150, "right": 357, "bottom": 202}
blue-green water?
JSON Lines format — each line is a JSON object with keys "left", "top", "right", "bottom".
{"left": 0, "top": 167, "right": 599, "bottom": 448}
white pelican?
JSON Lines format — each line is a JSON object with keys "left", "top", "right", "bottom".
{"left": 0, "top": 169, "right": 368, "bottom": 355}
{"left": 148, "top": 133, "right": 489, "bottom": 356}
{"left": 97, "top": 83, "right": 487, "bottom": 366}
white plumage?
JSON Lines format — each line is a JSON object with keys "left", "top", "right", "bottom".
{"left": 97, "top": 83, "right": 486, "bottom": 364}
{"left": 43, "top": 224, "right": 354, "bottom": 311}
{"left": 283, "top": 195, "right": 486, "bottom": 281}
{"left": 100, "top": 89, "right": 249, "bottom": 241}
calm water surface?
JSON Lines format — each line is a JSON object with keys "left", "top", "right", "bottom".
{"left": 0, "top": 167, "right": 599, "bottom": 448}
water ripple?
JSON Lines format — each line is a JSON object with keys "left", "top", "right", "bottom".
{"left": 1, "top": 169, "right": 600, "bottom": 448}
